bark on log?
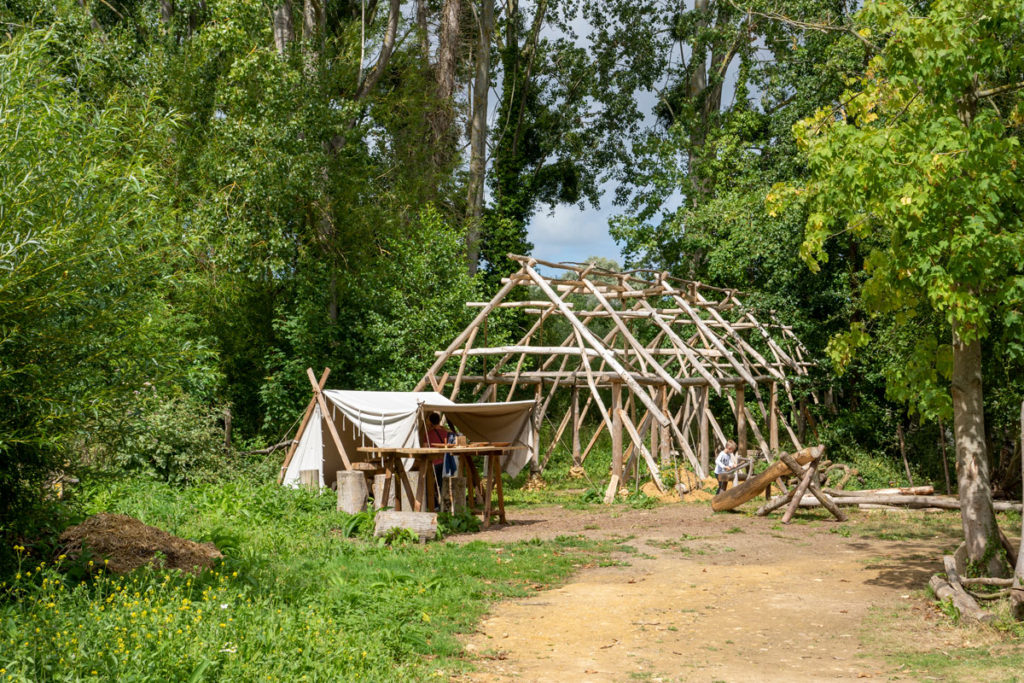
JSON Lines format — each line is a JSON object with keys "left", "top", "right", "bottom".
{"left": 796, "top": 494, "right": 1022, "bottom": 511}
{"left": 374, "top": 511, "right": 437, "bottom": 542}
{"left": 337, "top": 471, "right": 368, "bottom": 514}
{"left": 827, "top": 486, "right": 935, "bottom": 497}
{"left": 711, "top": 445, "right": 823, "bottom": 511}
{"left": 928, "top": 575, "right": 994, "bottom": 624}
{"left": 756, "top": 489, "right": 795, "bottom": 516}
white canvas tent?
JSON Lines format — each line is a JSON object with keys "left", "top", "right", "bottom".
{"left": 280, "top": 388, "right": 536, "bottom": 489}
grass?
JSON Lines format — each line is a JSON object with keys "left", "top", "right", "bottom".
{"left": 0, "top": 477, "right": 619, "bottom": 681}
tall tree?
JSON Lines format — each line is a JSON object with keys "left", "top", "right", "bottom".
{"left": 777, "top": 0, "right": 1024, "bottom": 575}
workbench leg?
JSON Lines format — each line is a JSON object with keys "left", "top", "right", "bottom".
{"left": 415, "top": 458, "right": 426, "bottom": 513}
{"left": 382, "top": 461, "right": 394, "bottom": 511}
{"left": 483, "top": 458, "right": 494, "bottom": 529}
{"left": 494, "top": 454, "right": 506, "bottom": 524}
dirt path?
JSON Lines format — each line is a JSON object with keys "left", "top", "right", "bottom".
{"left": 451, "top": 502, "right": 974, "bottom": 682}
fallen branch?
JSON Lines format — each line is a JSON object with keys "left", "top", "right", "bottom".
{"left": 244, "top": 440, "right": 295, "bottom": 456}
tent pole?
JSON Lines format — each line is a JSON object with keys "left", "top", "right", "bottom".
{"left": 278, "top": 367, "right": 330, "bottom": 484}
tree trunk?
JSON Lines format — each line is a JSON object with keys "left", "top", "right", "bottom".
{"left": 272, "top": 2, "right": 295, "bottom": 56}
{"left": 431, "top": 0, "right": 462, "bottom": 156}
{"left": 465, "top": 0, "right": 494, "bottom": 275}
{"left": 1011, "top": 401, "right": 1024, "bottom": 619}
{"left": 356, "top": 0, "right": 401, "bottom": 99}
{"left": 951, "top": 327, "right": 1003, "bottom": 576}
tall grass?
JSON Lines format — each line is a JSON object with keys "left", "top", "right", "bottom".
{"left": 0, "top": 478, "right": 616, "bottom": 681}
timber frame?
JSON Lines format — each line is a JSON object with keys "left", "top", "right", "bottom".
{"left": 415, "top": 255, "right": 815, "bottom": 490}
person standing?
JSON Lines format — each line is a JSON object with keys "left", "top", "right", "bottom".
{"left": 425, "top": 413, "right": 449, "bottom": 509}
{"left": 714, "top": 440, "right": 738, "bottom": 495}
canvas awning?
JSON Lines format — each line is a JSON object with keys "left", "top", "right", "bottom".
{"left": 281, "top": 390, "right": 535, "bottom": 488}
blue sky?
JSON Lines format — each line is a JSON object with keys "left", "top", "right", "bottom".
{"left": 526, "top": 183, "right": 624, "bottom": 267}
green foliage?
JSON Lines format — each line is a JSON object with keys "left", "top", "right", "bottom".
{"left": 437, "top": 510, "right": 482, "bottom": 537}
{"left": 0, "top": 27, "right": 219, "bottom": 562}
{"left": 779, "top": 0, "right": 1024, "bottom": 419}
{"left": 0, "top": 477, "right": 617, "bottom": 680}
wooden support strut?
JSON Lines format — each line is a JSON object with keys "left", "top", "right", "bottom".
{"left": 307, "top": 367, "right": 353, "bottom": 472}
{"left": 278, "top": 367, "right": 330, "bottom": 483}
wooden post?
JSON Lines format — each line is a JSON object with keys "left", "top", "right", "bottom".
{"left": 736, "top": 384, "right": 747, "bottom": 461}
{"left": 612, "top": 382, "right": 623, "bottom": 481}
{"left": 299, "top": 469, "right": 318, "bottom": 490}
{"left": 337, "top": 471, "right": 368, "bottom": 514}
{"left": 660, "top": 386, "right": 670, "bottom": 465}
{"left": 442, "top": 476, "right": 467, "bottom": 514}
{"left": 653, "top": 386, "right": 664, "bottom": 465}
{"left": 224, "top": 407, "right": 232, "bottom": 450}
{"left": 699, "top": 386, "right": 710, "bottom": 477}
{"left": 531, "top": 383, "right": 542, "bottom": 474}
{"left": 306, "top": 367, "right": 352, "bottom": 470}
{"left": 571, "top": 385, "right": 581, "bottom": 465}
{"left": 769, "top": 381, "right": 779, "bottom": 454}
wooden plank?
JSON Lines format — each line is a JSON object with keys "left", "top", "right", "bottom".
{"left": 612, "top": 382, "right": 624, "bottom": 481}
{"left": 448, "top": 325, "right": 478, "bottom": 400}
{"left": 278, "top": 367, "right": 330, "bottom": 484}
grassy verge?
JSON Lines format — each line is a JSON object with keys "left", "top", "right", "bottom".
{"left": 0, "top": 478, "right": 619, "bottom": 681}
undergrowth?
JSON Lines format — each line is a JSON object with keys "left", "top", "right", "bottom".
{"left": 0, "top": 478, "right": 617, "bottom": 681}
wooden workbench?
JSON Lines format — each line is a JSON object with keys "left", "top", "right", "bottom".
{"left": 356, "top": 444, "right": 515, "bottom": 527}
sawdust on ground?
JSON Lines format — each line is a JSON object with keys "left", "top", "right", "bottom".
{"left": 448, "top": 502, "right": 984, "bottom": 682}
{"left": 59, "top": 513, "right": 222, "bottom": 574}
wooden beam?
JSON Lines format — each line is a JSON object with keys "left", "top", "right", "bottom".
{"left": 611, "top": 382, "right": 623, "bottom": 481}
{"left": 619, "top": 408, "right": 665, "bottom": 492}
{"left": 416, "top": 273, "right": 523, "bottom": 391}
{"left": 278, "top": 367, "right": 330, "bottom": 484}
{"left": 306, "top": 367, "right": 352, "bottom": 472}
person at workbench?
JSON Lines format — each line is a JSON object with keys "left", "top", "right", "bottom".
{"left": 715, "top": 440, "right": 738, "bottom": 494}
{"left": 426, "top": 412, "right": 449, "bottom": 509}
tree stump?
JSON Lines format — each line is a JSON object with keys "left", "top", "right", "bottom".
{"left": 337, "top": 471, "right": 368, "bottom": 514}
{"left": 299, "top": 469, "right": 318, "bottom": 490}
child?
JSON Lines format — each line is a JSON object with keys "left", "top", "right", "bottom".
{"left": 714, "top": 440, "right": 738, "bottom": 494}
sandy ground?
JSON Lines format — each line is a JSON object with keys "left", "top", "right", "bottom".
{"left": 449, "top": 502, "right": 975, "bottom": 682}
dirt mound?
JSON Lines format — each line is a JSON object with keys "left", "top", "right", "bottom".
{"left": 640, "top": 481, "right": 681, "bottom": 503}
{"left": 59, "top": 513, "right": 222, "bottom": 575}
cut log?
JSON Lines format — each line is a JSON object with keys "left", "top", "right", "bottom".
{"left": 299, "top": 469, "right": 318, "bottom": 490}
{"left": 756, "top": 489, "right": 796, "bottom": 516}
{"left": 797, "top": 494, "right": 1021, "bottom": 511}
{"left": 337, "top": 471, "right": 368, "bottom": 514}
{"left": 928, "top": 575, "right": 994, "bottom": 624}
{"left": 374, "top": 511, "right": 437, "bottom": 542}
{"left": 827, "top": 486, "right": 934, "bottom": 497}
{"left": 711, "top": 445, "right": 824, "bottom": 511}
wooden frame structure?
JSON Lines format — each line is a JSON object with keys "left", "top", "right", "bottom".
{"left": 415, "top": 255, "right": 815, "bottom": 489}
